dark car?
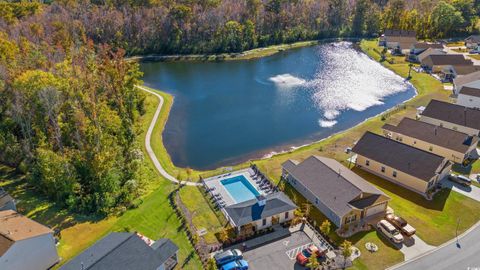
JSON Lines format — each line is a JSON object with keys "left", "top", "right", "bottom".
{"left": 214, "top": 249, "right": 243, "bottom": 266}
{"left": 448, "top": 174, "right": 472, "bottom": 187}
{"left": 296, "top": 245, "right": 325, "bottom": 266}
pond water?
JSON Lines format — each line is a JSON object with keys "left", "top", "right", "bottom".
{"left": 141, "top": 42, "right": 416, "bottom": 170}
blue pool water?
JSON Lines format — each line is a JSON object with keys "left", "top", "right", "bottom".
{"left": 221, "top": 175, "right": 260, "bottom": 203}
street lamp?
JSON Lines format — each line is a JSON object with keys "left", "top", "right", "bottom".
{"left": 408, "top": 63, "right": 413, "bottom": 80}
{"left": 456, "top": 218, "right": 461, "bottom": 248}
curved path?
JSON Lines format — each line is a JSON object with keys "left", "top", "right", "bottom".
{"left": 136, "top": 85, "right": 201, "bottom": 186}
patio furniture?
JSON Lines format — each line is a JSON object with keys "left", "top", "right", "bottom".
{"left": 365, "top": 242, "right": 378, "bottom": 252}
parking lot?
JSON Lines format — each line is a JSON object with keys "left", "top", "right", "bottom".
{"left": 242, "top": 231, "right": 316, "bottom": 270}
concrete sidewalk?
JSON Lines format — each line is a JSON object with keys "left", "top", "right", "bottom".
{"left": 442, "top": 181, "right": 480, "bottom": 202}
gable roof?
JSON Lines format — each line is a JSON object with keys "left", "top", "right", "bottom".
{"left": 352, "top": 132, "right": 446, "bottom": 181}
{"left": 453, "top": 70, "right": 480, "bottom": 88}
{"left": 413, "top": 42, "right": 443, "bottom": 50}
{"left": 384, "top": 29, "right": 416, "bottom": 37}
{"left": 466, "top": 35, "right": 480, "bottom": 43}
{"left": 418, "top": 48, "right": 445, "bottom": 62}
{"left": 452, "top": 65, "right": 480, "bottom": 75}
{"left": 281, "top": 156, "right": 388, "bottom": 218}
{"left": 224, "top": 193, "right": 296, "bottom": 227}
{"left": 421, "top": 99, "right": 480, "bottom": 131}
{"left": 459, "top": 86, "right": 480, "bottom": 98}
{"left": 0, "top": 210, "right": 53, "bottom": 256}
{"left": 424, "top": 54, "right": 472, "bottom": 66}
{"left": 382, "top": 118, "right": 478, "bottom": 153}
{"left": 60, "top": 233, "right": 178, "bottom": 270}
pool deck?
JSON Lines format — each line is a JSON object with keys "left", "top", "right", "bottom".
{"left": 203, "top": 169, "right": 267, "bottom": 207}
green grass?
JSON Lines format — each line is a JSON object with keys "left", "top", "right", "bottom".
{"left": 352, "top": 168, "right": 480, "bottom": 246}
{"left": 178, "top": 186, "right": 226, "bottom": 244}
{"left": 468, "top": 54, "right": 480, "bottom": 60}
{"left": 0, "top": 92, "right": 203, "bottom": 269}
{"left": 446, "top": 41, "right": 465, "bottom": 47}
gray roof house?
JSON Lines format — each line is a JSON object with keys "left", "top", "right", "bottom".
{"left": 465, "top": 35, "right": 480, "bottom": 48}
{"left": 420, "top": 99, "right": 480, "bottom": 136}
{"left": 352, "top": 132, "right": 452, "bottom": 196}
{"left": 281, "top": 156, "right": 390, "bottom": 231}
{"left": 224, "top": 192, "right": 297, "bottom": 232}
{"left": 60, "top": 232, "right": 179, "bottom": 270}
{"left": 0, "top": 188, "right": 15, "bottom": 212}
{"left": 382, "top": 117, "right": 478, "bottom": 163}
{"left": 453, "top": 70, "right": 480, "bottom": 95}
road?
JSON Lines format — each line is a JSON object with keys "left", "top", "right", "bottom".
{"left": 136, "top": 85, "right": 201, "bottom": 186}
{"left": 390, "top": 222, "right": 480, "bottom": 270}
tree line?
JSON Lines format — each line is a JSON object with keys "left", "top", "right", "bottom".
{"left": 0, "top": 0, "right": 479, "bottom": 215}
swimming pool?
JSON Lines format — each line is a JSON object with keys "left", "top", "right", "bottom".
{"left": 221, "top": 175, "right": 260, "bottom": 203}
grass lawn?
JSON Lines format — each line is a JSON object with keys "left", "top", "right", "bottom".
{"left": 446, "top": 41, "right": 465, "bottom": 47}
{"left": 178, "top": 186, "right": 226, "bottom": 244}
{"left": 0, "top": 91, "right": 203, "bottom": 269}
{"left": 468, "top": 54, "right": 480, "bottom": 60}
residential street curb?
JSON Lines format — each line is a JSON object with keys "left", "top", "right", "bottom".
{"left": 136, "top": 85, "right": 201, "bottom": 187}
{"left": 387, "top": 220, "right": 480, "bottom": 269}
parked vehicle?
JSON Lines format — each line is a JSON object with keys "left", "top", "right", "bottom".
{"left": 220, "top": 259, "right": 249, "bottom": 270}
{"left": 448, "top": 174, "right": 472, "bottom": 187}
{"left": 296, "top": 244, "right": 325, "bottom": 266}
{"left": 377, "top": 219, "right": 404, "bottom": 244}
{"left": 214, "top": 249, "right": 243, "bottom": 265}
{"left": 386, "top": 214, "right": 416, "bottom": 237}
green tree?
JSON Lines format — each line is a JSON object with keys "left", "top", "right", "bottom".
{"left": 452, "top": 0, "right": 477, "bottom": 32}
{"left": 306, "top": 252, "right": 320, "bottom": 269}
{"left": 430, "top": 1, "right": 465, "bottom": 38}
{"left": 206, "top": 258, "right": 218, "bottom": 270}
{"left": 352, "top": 0, "right": 368, "bottom": 36}
{"left": 340, "top": 240, "right": 353, "bottom": 268}
{"left": 320, "top": 220, "right": 331, "bottom": 236}
{"left": 382, "top": 0, "right": 406, "bottom": 29}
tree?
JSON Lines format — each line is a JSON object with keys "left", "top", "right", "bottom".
{"left": 452, "top": 0, "right": 477, "bottom": 32}
{"left": 218, "top": 227, "right": 230, "bottom": 243}
{"left": 302, "top": 202, "right": 312, "bottom": 220}
{"left": 306, "top": 252, "right": 320, "bottom": 270}
{"left": 340, "top": 240, "right": 353, "bottom": 269}
{"left": 352, "top": 0, "right": 368, "bottom": 36}
{"left": 206, "top": 258, "right": 218, "bottom": 270}
{"left": 430, "top": 1, "right": 465, "bottom": 38}
{"left": 320, "top": 220, "right": 331, "bottom": 236}
{"left": 382, "top": 0, "right": 406, "bottom": 29}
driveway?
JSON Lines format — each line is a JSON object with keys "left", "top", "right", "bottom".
{"left": 442, "top": 181, "right": 480, "bottom": 202}
{"left": 399, "top": 235, "right": 435, "bottom": 261}
{"left": 390, "top": 222, "right": 480, "bottom": 270}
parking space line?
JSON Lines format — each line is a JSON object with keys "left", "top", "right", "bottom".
{"left": 285, "top": 243, "right": 312, "bottom": 260}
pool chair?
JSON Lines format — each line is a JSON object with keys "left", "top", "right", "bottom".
{"left": 248, "top": 168, "right": 256, "bottom": 177}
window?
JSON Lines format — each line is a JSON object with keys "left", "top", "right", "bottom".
{"left": 413, "top": 141, "right": 416, "bottom": 144}
{"left": 366, "top": 160, "right": 370, "bottom": 166}
{"left": 381, "top": 166, "right": 385, "bottom": 173}
{"left": 393, "top": 171, "right": 397, "bottom": 178}
{"left": 428, "top": 180, "right": 434, "bottom": 188}
{"left": 285, "top": 212, "right": 289, "bottom": 219}
{"left": 315, "top": 198, "right": 319, "bottom": 204}
{"left": 262, "top": 218, "right": 267, "bottom": 226}
{"left": 345, "top": 214, "right": 357, "bottom": 224}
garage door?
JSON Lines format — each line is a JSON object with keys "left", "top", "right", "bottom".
{"left": 365, "top": 203, "right": 385, "bottom": 217}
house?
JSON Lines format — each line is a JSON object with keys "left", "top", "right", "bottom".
{"left": 281, "top": 156, "right": 390, "bottom": 231}
{"left": 352, "top": 132, "right": 452, "bottom": 197}
{"left": 420, "top": 54, "right": 473, "bottom": 73}
{"left": 382, "top": 117, "right": 478, "bottom": 163}
{"left": 453, "top": 70, "right": 480, "bottom": 95}
{"left": 0, "top": 189, "right": 15, "bottom": 212}
{"left": 440, "top": 65, "right": 480, "bottom": 82}
{"left": 417, "top": 47, "right": 446, "bottom": 64}
{"left": 408, "top": 43, "right": 444, "bottom": 62}
{"left": 457, "top": 86, "right": 480, "bottom": 109}
{"left": 420, "top": 99, "right": 480, "bottom": 136}
{"left": 0, "top": 210, "right": 59, "bottom": 270}
{"left": 60, "top": 232, "right": 179, "bottom": 270}
{"left": 465, "top": 35, "right": 480, "bottom": 49}
{"left": 379, "top": 29, "right": 417, "bottom": 54}
{"left": 224, "top": 193, "right": 296, "bottom": 233}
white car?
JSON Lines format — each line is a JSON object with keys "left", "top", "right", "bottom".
{"left": 377, "top": 219, "right": 404, "bottom": 244}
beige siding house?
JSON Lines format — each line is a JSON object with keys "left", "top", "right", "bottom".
{"left": 383, "top": 118, "right": 478, "bottom": 163}
{"left": 281, "top": 156, "right": 390, "bottom": 232}
{"left": 420, "top": 54, "right": 473, "bottom": 73}
{"left": 420, "top": 99, "right": 480, "bottom": 136}
{"left": 379, "top": 30, "right": 417, "bottom": 54}
{"left": 352, "top": 132, "right": 452, "bottom": 197}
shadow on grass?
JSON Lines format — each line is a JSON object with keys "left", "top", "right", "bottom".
{"left": 347, "top": 229, "right": 400, "bottom": 251}
{"left": 0, "top": 165, "right": 104, "bottom": 236}
{"left": 351, "top": 167, "right": 451, "bottom": 211}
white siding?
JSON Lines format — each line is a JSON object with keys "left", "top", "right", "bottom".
{"left": 0, "top": 233, "right": 59, "bottom": 270}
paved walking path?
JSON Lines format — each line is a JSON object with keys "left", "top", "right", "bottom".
{"left": 136, "top": 85, "right": 201, "bottom": 186}
{"left": 442, "top": 181, "right": 480, "bottom": 202}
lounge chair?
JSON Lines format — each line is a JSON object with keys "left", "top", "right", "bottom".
{"left": 248, "top": 168, "right": 256, "bottom": 177}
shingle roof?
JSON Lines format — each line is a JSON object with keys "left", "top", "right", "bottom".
{"left": 459, "top": 86, "right": 480, "bottom": 98}
{"left": 453, "top": 70, "right": 480, "bottom": 88}
{"left": 453, "top": 65, "right": 480, "bottom": 75}
{"left": 384, "top": 29, "right": 416, "bottom": 37}
{"left": 0, "top": 210, "right": 53, "bottom": 256}
{"left": 352, "top": 132, "right": 446, "bottom": 181}
{"left": 418, "top": 48, "right": 445, "bottom": 62}
{"left": 421, "top": 99, "right": 480, "bottom": 131}
{"left": 60, "top": 233, "right": 178, "bottom": 270}
{"left": 413, "top": 42, "right": 443, "bottom": 50}
{"left": 382, "top": 118, "right": 477, "bottom": 153}
{"left": 425, "top": 54, "right": 472, "bottom": 66}
{"left": 224, "top": 193, "right": 296, "bottom": 227}
{"left": 466, "top": 35, "right": 480, "bottom": 43}
{"left": 281, "top": 156, "right": 388, "bottom": 218}
{"left": 0, "top": 190, "right": 14, "bottom": 210}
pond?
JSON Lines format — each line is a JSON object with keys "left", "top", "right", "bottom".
{"left": 141, "top": 42, "right": 416, "bottom": 170}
